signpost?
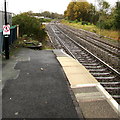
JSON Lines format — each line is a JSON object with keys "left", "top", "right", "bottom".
{"left": 4, "top": 0, "right": 10, "bottom": 59}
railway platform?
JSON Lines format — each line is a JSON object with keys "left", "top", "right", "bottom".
{"left": 2, "top": 48, "right": 120, "bottom": 119}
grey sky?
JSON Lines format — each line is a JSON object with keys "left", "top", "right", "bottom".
{"left": 0, "top": 0, "right": 119, "bottom": 14}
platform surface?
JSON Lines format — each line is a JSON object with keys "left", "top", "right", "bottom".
{"left": 2, "top": 48, "right": 82, "bottom": 119}
{"left": 1, "top": 48, "right": 120, "bottom": 119}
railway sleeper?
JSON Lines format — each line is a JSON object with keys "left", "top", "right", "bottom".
{"left": 100, "top": 82, "right": 120, "bottom": 85}
{"left": 79, "top": 60, "right": 97, "bottom": 63}
{"left": 82, "top": 63, "right": 100, "bottom": 66}
{"left": 76, "top": 56, "right": 91, "bottom": 59}
{"left": 92, "top": 74, "right": 113, "bottom": 78}
{"left": 104, "top": 87, "right": 120, "bottom": 90}
{"left": 112, "top": 95, "right": 120, "bottom": 98}
{"left": 85, "top": 65, "right": 103, "bottom": 69}
{"left": 78, "top": 58, "right": 93, "bottom": 61}
{"left": 95, "top": 76, "right": 115, "bottom": 80}
{"left": 91, "top": 72, "right": 111, "bottom": 76}
{"left": 88, "top": 68, "right": 107, "bottom": 72}
{"left": 102, "top": 84, "right": 119, "bottom": 88}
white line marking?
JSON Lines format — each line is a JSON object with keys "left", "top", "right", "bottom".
{"left": 72, "top": 83, "right": 100, "bottom": 88}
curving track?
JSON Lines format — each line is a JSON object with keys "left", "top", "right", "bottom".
{"left": 46, "top": 22, "right": 120, "bottom": 105}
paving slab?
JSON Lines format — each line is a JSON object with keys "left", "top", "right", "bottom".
{"left": 56, "top": 56, "right": 98, "bottom": 87}
{"left": 79, "top": 99, "right": 119, "bottom": 118}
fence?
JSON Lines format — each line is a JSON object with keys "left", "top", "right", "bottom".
{"left": 0, "top": 25, "right": 17, "bottom": 54}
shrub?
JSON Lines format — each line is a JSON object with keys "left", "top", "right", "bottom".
{"left": 96, "top": 19, "right": 114, "bottom": 30}
{"left": 81, "top": 21, "right": 89, "bottom": 25}
{"left": 12, "top": 13, "right": 46, "bottom": 41}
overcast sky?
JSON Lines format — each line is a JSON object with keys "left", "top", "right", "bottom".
{"left": 0, "top": 0, "right": 119, "bottom": 14}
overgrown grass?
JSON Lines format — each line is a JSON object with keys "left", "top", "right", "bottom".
{"left": 61, "top": 20, "right": 119, "bottom": 41}
{"left": 41, "top": 36, "right": 53, "bottom": 50}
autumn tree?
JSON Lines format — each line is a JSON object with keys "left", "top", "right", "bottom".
{"left": 75, "top": 1, "right": 91, "bottom": 21}
{"left": 66, "top": 2, "right": 76, "bottom": 21}
{"left": 64, "top": 0, "right": 96, "bottom": 22}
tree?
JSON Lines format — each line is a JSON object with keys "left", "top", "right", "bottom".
{"left": 113, "top": 2, "right": 120, "bottom": 30}
{"left": 41, "top": 11, "right": 51, "bottom": 18}
{"left": 97, "top": 0, "right": 110, "bottom": 14}
{"left": 64, "top": 0, "right": 92, "bottom": 22}
{"left": 66, "top": 2, "right": 76, "bottom": 21}
{"left": 88, "top": 4, "right": 99, "bottom": 24}
{"left": 74, "top": 1, "right": 91, "bottom": 21}
{"left": 97, "top": 0, "right": 110, "bottom": 22}
{"left": 96, "top": 0, "right": 113, "bottom": 29}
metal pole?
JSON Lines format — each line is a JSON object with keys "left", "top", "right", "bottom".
{"left": 4, "top": 0, "right": 7, "bottom": 25}
{"left": 4, "top": 0, "right": 9, "bottom": 59}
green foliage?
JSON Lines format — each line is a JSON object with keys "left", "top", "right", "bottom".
{"left": 113, "top": 2, "right": 120, "bottom": 30}
{"left": 66, "top": 2, "right": 76, "bottom": 21}
{"left": 97, "top": 0, "right": 110, "bottom": 14}
{"left": 64, "top": 0, "right": 120, "bottom": 31}
{"left": 40, "top": 11, "right": 64, "bottom": 19}
{"left": 64, "top": 1, "right": 99, "bottom": 24}
{"left": 96, "top": 1, "right": 120, "bottom": 30}
{"left": 97, "top": 19, "right": 114, "bottom": 29}
{"left": 23, "top": 11, "right": 64, "bottom": 19}
{"left": 12, "top": 13, "right": 46, "bottom": 41}
{"left": 39, "top": 18, "right": 52, "bottom": 23}
{"left": 81, "top": 21, "right": 89, "bottom": 25}
{"left": 68, "top": 20, "right": 79, "bottom": 23}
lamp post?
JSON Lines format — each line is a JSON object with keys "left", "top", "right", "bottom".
{"left": 4, "top": 0, "right": 9, "bottom": 59}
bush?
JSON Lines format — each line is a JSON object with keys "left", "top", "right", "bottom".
{"left": 81, "top": 21, "right": 89, "bottom": 25}
{"left": 39, "top": 18, "right": 52, "bottom": 23}
{"left": 96, "top": 19, "right": 114, "bottom": 30}
{"left": 12, "top": 13, "right": 46, "bottom": 41}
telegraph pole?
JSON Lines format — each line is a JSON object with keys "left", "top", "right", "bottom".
{"left": 4, "top": 0, "right": 9, "bottom": 59}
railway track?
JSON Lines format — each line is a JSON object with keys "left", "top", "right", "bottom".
{"left": 46, "top": 22, "right": 120, "bottom": 105}
{"left": 57, "top": 24, "right": 120, "bottom": 56}
{"left": 56, "top": 23, "right": 120, "bottom": 72}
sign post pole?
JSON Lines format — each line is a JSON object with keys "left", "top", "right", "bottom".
{"left": 4, "top": 0, "right": 9, "bottom": 59}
